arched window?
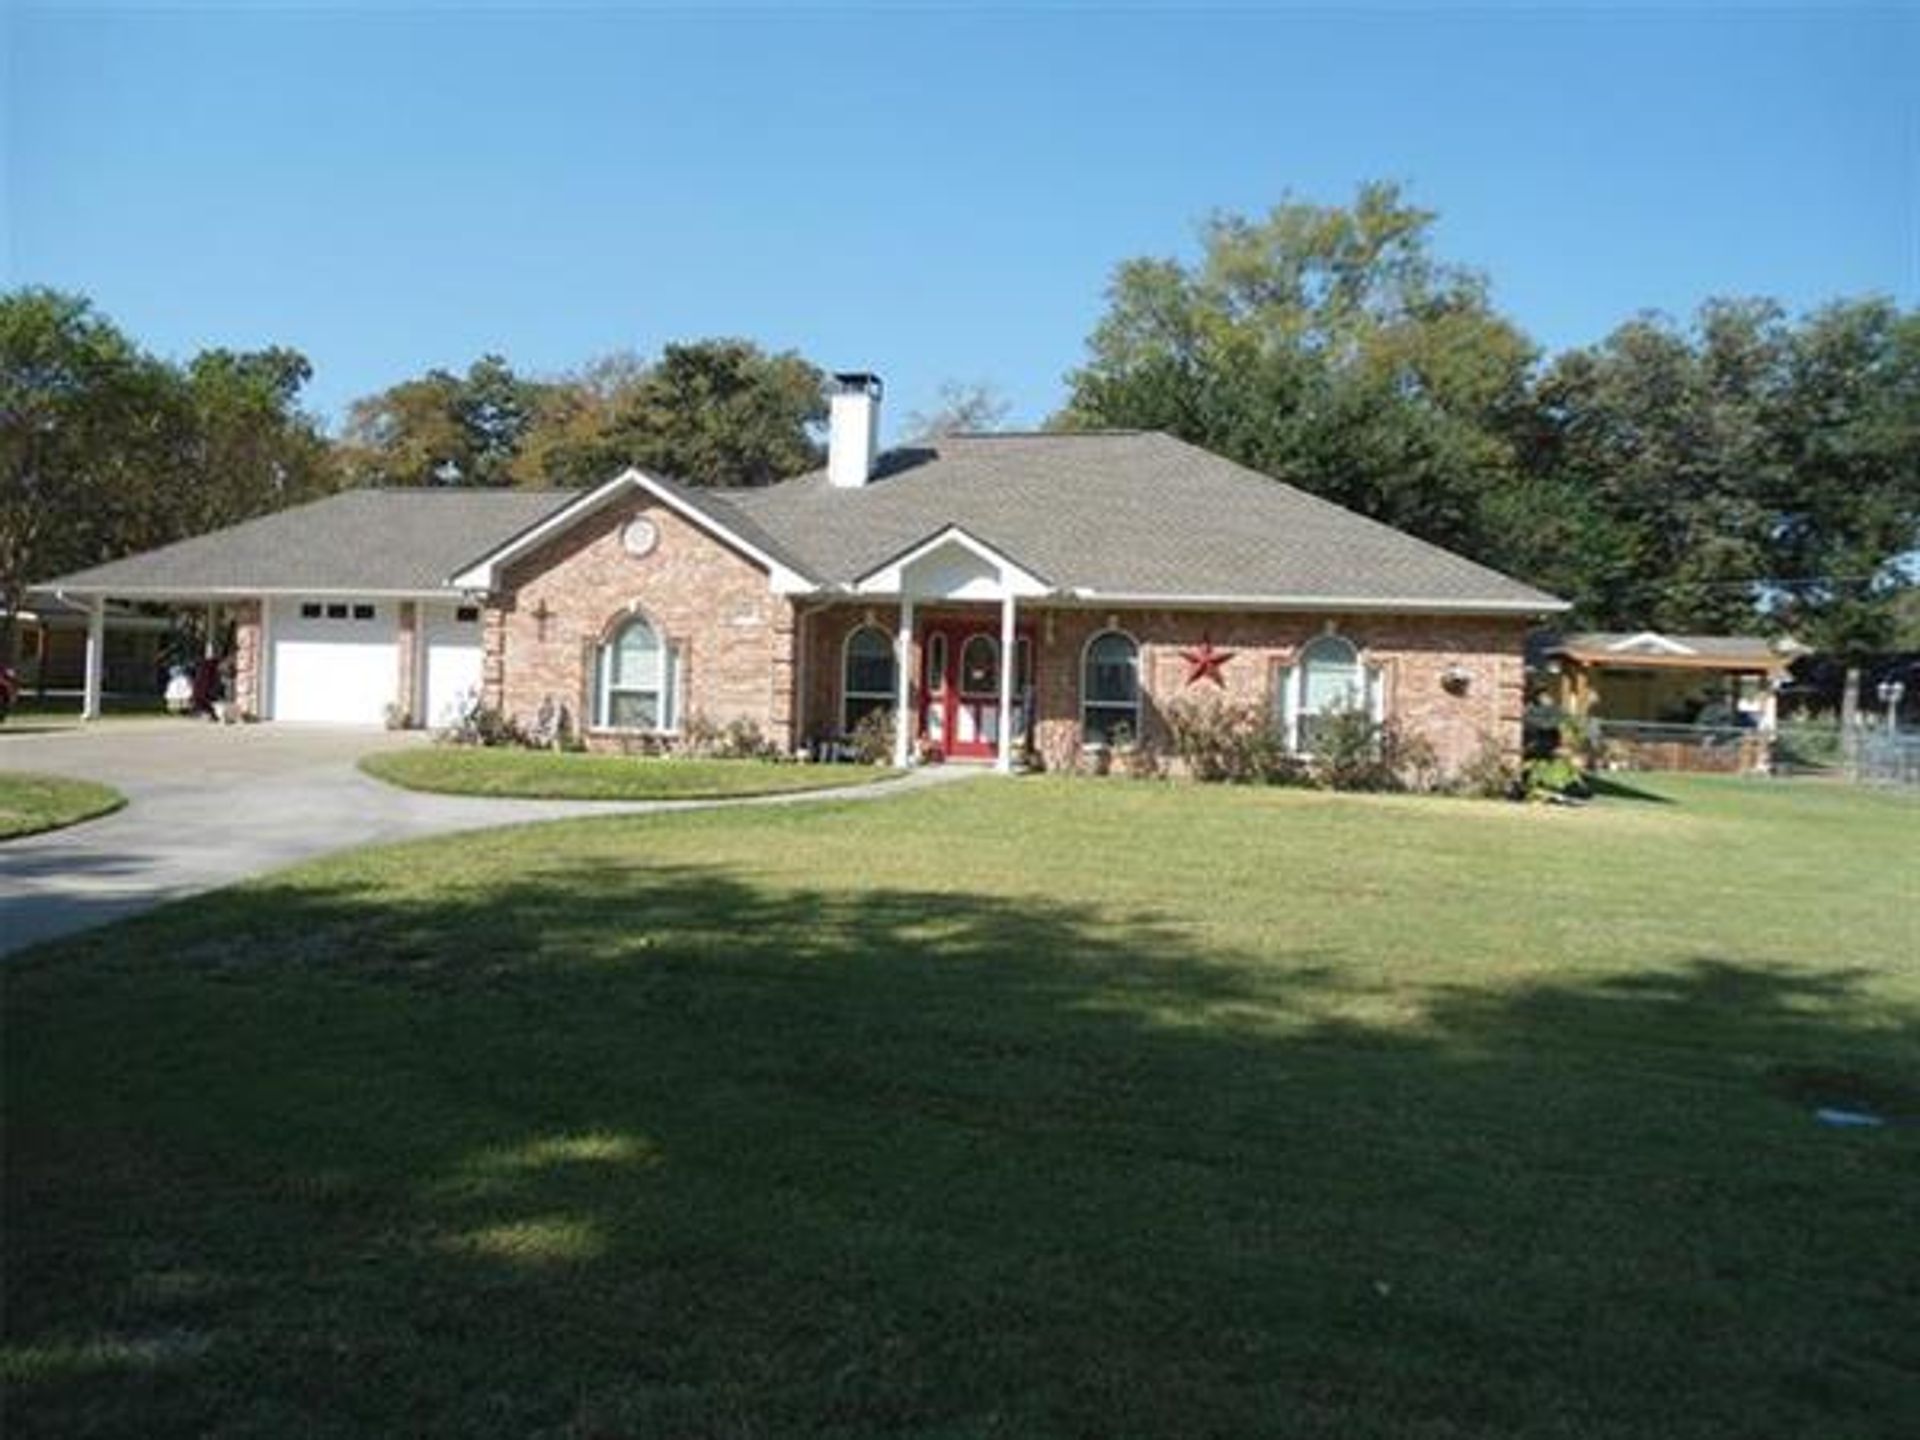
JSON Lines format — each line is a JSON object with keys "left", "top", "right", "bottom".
{"left": 843, "top": 625, "right": 897, "bottom": 732}
{"left": 1081, "top": 631, "right": 1140, "bottom": 744}
{"left": 1277, "top": 634, "right": 1380, "bottom": 753}
{"left": 596, "top": 615, "right": 677, "bottom": 731}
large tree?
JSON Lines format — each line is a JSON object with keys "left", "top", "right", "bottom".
{"left": 343, "top": 340, "right": 826, "bottom": 490}
{"left": 1527, "top": 298, "right": 1920, "bottom": 648}
{"left": 1, "top": 289, "right": 336, "bottom": 653}
{"left": 544, "top": 339, "right": 824, "bottom": 488}
{"left": 338, "top": 354, "right": 546, "bottom": 488}
{"left": 1060, "top": 182, "right": 1538, "bottom": 561}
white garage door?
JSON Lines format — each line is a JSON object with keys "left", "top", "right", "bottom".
{"left": 422, "top": 603, "right": 485, "bottom": 730}
{"left": 270, "top": 598, "right": 399, "bottom": 724}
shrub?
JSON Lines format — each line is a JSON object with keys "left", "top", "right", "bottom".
{"left": 1309, "top": 703, "right": 1437, "bottom": 793}
{"left": 1454, "top": 733, "right": 1522, "bottom": 800}
{"left": 847, "top": 707, "right": 895, "bottom": 766}
{"left": 1163, "top": 696, "right": 1305, "bottom": 785}
{"left": 1521, "top": 755, "right": 1591, "bottom": 802}
{"left": 719, "top": 717, "right": 778, "bottom": 760}
{"left": 441, "top": 700, "right": 529, "bottom": 749}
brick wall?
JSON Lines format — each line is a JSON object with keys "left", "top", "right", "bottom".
{"left": 798, "top": 602, "right": 1528, "bottom": 774}
{"left": 491, "top": 494, "right": 795, "bottom": 749}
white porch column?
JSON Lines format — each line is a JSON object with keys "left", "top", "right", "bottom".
{"left": 1760, "top": 676, "right": 1779, "bottom": 737}
{"left": 995, "top": 590, "right": 1017, "bottom": 773}
{"left": 81, "top": 596, "right": 105, "bottom": 721}
{"left": 204, "top": 602, "right": 219, "bottom": 658}
{"left": 892, "top": 595, "right": 915, "bottom": 768}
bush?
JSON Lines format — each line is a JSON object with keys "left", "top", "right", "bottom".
{"left": 1522, "top": 755, "right": 1591, "bottom": 802}
{"left": 441, "top": 701, "right": 530, "bottom": 749}
{"left": 1455, "top": 733, "right": 1522, "bottom": 800}
{"left": 1163, "top": 697, "right": 1305, "bottom": 785}
{"left": 847, "top": 707, "right": 896, "bottom": 766}
{"left": 1309, "top": 704, "right": 1437, "bottom": 793}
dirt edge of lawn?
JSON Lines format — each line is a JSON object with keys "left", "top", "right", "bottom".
{"left": 356, "top": 746, "right": 896, "bottom": 803}
{"left": 0, "top": 772, "right": 127, "bottom": 841}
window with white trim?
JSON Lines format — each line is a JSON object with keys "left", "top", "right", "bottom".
{"left": 1081, "top": 631, "right": 1140, "bottom": 745}
{"left": 1276, "top": 635, "right": 1383, "bottom": 753}
{"left": 595, "top": 615, "right": 677, "bottom": 731}
{"left": 843, "top": 625, "right": 897, "bottom": 733}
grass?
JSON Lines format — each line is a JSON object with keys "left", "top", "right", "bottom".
{"left": 4, "top": 774, "right": 1917, "bottom": 1438}
{"left": 0, "top": 770, "right": 125, "bottom": 839}
{"left": 359, "top": 745, "right": 890, "bottom": 801}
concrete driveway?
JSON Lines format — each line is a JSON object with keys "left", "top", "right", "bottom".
{"left": 0, "top": 722, "right": 951, "bottom": 957}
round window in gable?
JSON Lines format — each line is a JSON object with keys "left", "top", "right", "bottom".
{"left": 622, "top": 517, "right": 660, "bottom": 558}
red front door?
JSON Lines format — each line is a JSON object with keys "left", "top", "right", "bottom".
{"left": 920, "top": 622, "right": 1034, "bottom": 761}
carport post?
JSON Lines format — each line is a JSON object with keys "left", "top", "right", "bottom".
{"left": 81, "top": 596, "right": 105, "bottom": 721}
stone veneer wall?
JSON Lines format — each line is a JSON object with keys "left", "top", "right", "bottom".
{"left": 229, "top": 599, "right": 263, "bottom": 718}
{"left": 798, "top": 603, "right": 1528, "bottom": 774}
{"left": 487, "top": 493, "right": 795, "bottom": 749}
{"left": 395, "top": 601, "right": 420, "bottom": 726}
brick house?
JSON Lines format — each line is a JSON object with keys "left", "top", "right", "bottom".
{"left": 42, "top": 374, "right": 1565, "bottom": 771}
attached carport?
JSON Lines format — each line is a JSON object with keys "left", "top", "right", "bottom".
{"left": 35, "top": 488, "right": 571, "bottom": 727}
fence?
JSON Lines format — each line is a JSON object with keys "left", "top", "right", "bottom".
{"left": 1590, "top": 720, "right": 1768, "bottom": 775}
{"left": 1855, "top": 732, "right": 1920, "bottom": 787}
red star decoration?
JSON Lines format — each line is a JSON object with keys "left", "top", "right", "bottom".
{"left": 1180, "top": 636, "right": 1236, "bottom": 687}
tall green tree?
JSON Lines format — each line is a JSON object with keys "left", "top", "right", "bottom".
{"left": 553, "top": 339, "right": 824, "bottom": 488}
{"left": 339, "top": 354, "right": 546, "bottom": 487}
{"left": 1, "top": 289, "right": 170, "bottom": 637}
{"left": 1060, "top": 182, "right": 1538, "bottom": 561}
{"left": 1527, "top": 298, "right": 1920, "bottom": 647}
{"left": 1, "top": 288, "right": 336, "bottom": 648}
{"left": 344, "top": 340, "right": 825, "bottom": 490}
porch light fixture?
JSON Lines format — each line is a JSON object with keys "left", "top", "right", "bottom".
{"left": 1441, "top": 664, "right": 1473, "bottom": 696}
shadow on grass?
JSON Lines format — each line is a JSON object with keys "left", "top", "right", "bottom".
{"left": 5, "top": 861, "right": 1916, "bottom": 1439}
{"left": 1585, "top": 774, "right": 1677, "bottom": 805}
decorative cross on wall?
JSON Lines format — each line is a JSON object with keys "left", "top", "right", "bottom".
{"left": 531, "top": 598, "right": 553, "bottom": 643}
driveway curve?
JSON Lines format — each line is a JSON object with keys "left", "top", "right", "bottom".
{"left": 1, "top": 722, "right": 962, "bottom": 957}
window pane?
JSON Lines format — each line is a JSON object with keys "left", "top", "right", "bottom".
{"left": 845, "top": 695, "right": 893, "bottom": 731}
{"left": 846, "top": 628, "right": 895, "bottom": 696}
{"left": 1301, "top": 637, "right": 1360, "bottom": 715}
{"left": 613, "top": 621, "right": 661, "bottom": 690}
{"left": 926, "top": 633, "right": 947, "bottom": 693}
{"left": 1084, "top": 704, "right": 1137, "bottom": 745}
{"left": 1085, "top": 633, "right": 1137, "bottom": 704}
{"left": 609, "top": 690, "right": 659, "bottom": 730}
{"left": 960, "top": 636, "right": 998, "bottom": 696}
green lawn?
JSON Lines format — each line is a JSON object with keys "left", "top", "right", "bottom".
{"left": 5, "top": 776, "right": 1917, "bottom": 1437}
{"left": 359, "top": 746, "right": 889, "bottom": 800}
{"left": 0, "top": 771, "right": 125, "bottom": 839}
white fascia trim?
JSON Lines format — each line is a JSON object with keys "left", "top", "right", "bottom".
{"left": 850, "top": 524, "right": 1053, "bottom": 598}
{"left": 1606, "top": 630, "right": 1695, "bottom": 655}
{"left": 447, "top": 467, "right": 815, "bottom": 594}
{"left": 1056, "top": 590, "right": 1572, "bottom": 616}
{"left": 53, "top": 585, "right": 467, "bottom": 602}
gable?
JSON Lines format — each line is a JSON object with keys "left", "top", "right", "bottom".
{"left": 450, "top": 468, "right": 816, "bottom": 595}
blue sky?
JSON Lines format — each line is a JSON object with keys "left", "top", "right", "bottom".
{"left": 7, "top": 3, "right": 1916, "bottom": 439}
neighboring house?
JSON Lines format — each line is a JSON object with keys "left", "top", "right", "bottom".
{"left": 41, "top": 374, "right": 1566, "bottom": 770}
{"left": 2, "top": 591, "right": 170, "bottom": 698}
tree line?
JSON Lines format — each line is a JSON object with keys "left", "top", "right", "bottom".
{"left": 4, "top": 181, "right": 1916, "bottom": 653}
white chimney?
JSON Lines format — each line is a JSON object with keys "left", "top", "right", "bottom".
{"left": 827, "top": 372, "right": 882, "bottom": 488}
